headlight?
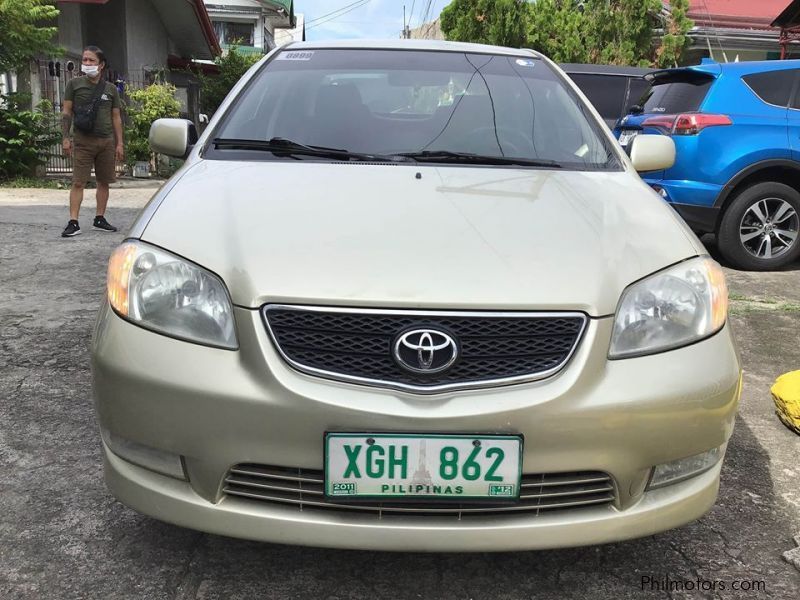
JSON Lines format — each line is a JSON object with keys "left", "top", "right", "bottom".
{"left": 107, "top": 241, "right": 237, "bottom": 349}
{"left": 609, "top": 257, "right": 727, "bottom": 359}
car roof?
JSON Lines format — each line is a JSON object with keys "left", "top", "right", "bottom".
{"left": 560, "top": 63, "right": 651, "bottom": 77}
{"left": 649, "top": 58, "right": 800, "bottom": 81}
{"left": 283, "top": 39, "right": 541, "bottom": 58}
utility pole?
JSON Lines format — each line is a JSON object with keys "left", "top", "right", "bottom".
{"left": 402, "top": 5, "right": 410, "bottom": 39}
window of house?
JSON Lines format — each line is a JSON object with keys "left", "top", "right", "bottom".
{"left": 213, "top": 21, "right": 255, "bottom": 46}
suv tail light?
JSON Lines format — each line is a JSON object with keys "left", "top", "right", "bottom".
{"left": 641, "top": 113, "right": 732, "bottom": 136}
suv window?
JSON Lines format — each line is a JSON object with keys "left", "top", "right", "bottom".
{"left": 212, "top": 49, "right": 620, "bottom": 171}
{"left": 627, "top": 78, "right": 650, "bottom": 110}
{"left": 743, "top": 70, "right": 795, "bottom": 107}
{"left": 639, "top": 72, "right": 713, "bottom": 114}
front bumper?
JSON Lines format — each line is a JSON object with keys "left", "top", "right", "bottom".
{"left": 92, "top": 303, "right": 741, "bottom": 551}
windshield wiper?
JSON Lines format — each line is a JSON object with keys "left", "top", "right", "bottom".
{"left": 397, "top": 150, "right": 562, "bottom": 168}
{"left": 212, "top": 137, "right": 398, "bottom": 162}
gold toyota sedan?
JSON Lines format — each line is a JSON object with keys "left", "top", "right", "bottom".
{"left": 92, "top": 40, "right": 741, "bottom": 551}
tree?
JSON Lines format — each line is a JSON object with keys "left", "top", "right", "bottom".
{"left": 440, "top": 0, "right": 528, "bottom": 48}
{"left": 439, "top": 0, "right": 693, "bottom": 67}
{"left": 199, "top": 46, "right": 261, "bottom": 116}
{"left": 657, "top": 0, "right": 693, "bottom": 68}
{"left": 526, "top": 0, "right": 591, "bottom": 63}
{"left": 0, "top": 93, "right": 59, "bottom": 180}
{"left": 0, "top": 0, "right": 60, "bottom": 73}
{"left": 527, "top": 0, "right": 694, "bottom": 67}
{"left": 124, "top": 83, "right": 181, "bottom": 165}
{"left": 586, "top": 0, "right": 662, "bottom": 66}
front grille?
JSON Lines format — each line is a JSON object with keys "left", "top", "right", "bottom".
{"left": 223, "top": 464, "right": 616, "bottom": 519}
{"left": 263, "top": 305, "right": 587, "bottom": 393}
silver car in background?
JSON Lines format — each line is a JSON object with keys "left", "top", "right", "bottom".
{"left": 93, "top": 40, "right": 740, "bottom": 551}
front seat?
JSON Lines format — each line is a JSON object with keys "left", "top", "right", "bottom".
{"left": 310, "top": 83, "right": 372, "bottom": 151}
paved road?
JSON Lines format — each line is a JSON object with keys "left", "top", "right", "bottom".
{"left": 1, "top": 188, "right": 799, "bottom": 599}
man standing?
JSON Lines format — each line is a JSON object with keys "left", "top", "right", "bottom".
{"left": 61, "top": 45, "right": 124, "bottom": 237}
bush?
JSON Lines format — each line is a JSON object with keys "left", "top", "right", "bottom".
{"left": 124, "top": 83, "right": 181, "bottom": 165}
{"left": 0, "top": 93, "right": 60, "bottom": 180}
{"left": 199, "top": 46, "right": 261, "bottom": 116}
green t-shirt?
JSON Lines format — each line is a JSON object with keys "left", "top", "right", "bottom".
{"left": 64, "top": 76, "right": 120, "bottom": 138}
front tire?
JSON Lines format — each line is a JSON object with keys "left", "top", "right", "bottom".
{"left": 717, "top": 182, "right": 800, "bottom": 271}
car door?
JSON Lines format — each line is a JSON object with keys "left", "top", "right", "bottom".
{"left": 787, "top": 70, "right": 800, "bottom": 159}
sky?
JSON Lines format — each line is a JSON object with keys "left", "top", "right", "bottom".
{"left": 299, "top": 0, "right": 448, "bottom": 41}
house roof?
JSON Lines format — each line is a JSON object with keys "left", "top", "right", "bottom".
{"left": 267, "top": 0, "right": 293, "bottom": 15}
{"left": 685, "top": 0, "right": 790, "bottom": 31}
{"left": 152, "top": 0, "right": 221, "bottom": 59}
{"left": 57, "top": 0, "right": 220, "bottom": 59}
{"left": 773, "top": 0, "right": 800, "bottom": 28}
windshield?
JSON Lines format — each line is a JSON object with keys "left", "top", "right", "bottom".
{"left": 209, "top": 49, "right": 620, "bottom": 170}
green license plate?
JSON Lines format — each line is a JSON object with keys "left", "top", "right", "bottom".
{"left": 325, "top": 433, "right": 522, "bottom": 500}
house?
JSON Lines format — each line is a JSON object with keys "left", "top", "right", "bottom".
{"left": 16, "top": 0, "right": 219, "bottom": 122}
{"left": 680, "top": 0, "right": 796, "bottom": 62}
{"left": 204, "top": 1, "right": 296, "bottom": 55}
{"left": 408, "top": 18, "right": 444, "bottom": 41}
{"left": 275, "top": 13, "right": 306, "bottom": 47}
{"left": 772, "top": 0, "right": 800, "bottom": 58}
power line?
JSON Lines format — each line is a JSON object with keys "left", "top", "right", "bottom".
{"left": 305, "top": 0, "right": 370, "bottom": 26}
{"left": 422, "top": 1, "right": 440, "bottom": 39}
{"left": 306, "top": 0, "right": 372, "bottom": 31}
{"left": 699, "top": 0, "right": 728, "bottom": 62}
{"left": 419, "top": 0, "right": 433, "bottom": 30}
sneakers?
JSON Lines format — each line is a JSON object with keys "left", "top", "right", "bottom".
{"left": 61, "top": 216, "right": 118, "bottom": 237}
{"left": 61, "top": 220, "right": 81, "bottom": 237}
{"left": 93, "top": 215, "right": 118, "bottom": 232}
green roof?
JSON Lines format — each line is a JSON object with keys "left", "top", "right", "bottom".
{"left": 266, "top": 1, "right": 293, "bottom": 16}
{"left": 221, "top": 44, "right": 265, "bottom": 56}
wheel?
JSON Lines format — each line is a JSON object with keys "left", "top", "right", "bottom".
{"left": 717, "top": 182, "right": 800, "bottom": 271}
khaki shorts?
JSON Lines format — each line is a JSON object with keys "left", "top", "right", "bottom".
{"left": 72, "top": 133, "right": 117, "bottom": 184}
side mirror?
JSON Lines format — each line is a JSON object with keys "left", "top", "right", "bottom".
{"left": 149, "top": 118, "right": 198, "bottom": 159}
{"left": 629, "top": 134, "right": 675, "bottom": 172}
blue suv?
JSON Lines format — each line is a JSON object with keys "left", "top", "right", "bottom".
{"left": 615, "top": 59, "right": 800, "bottom": 270}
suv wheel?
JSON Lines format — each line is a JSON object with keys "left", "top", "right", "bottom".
{"left": 718, "top": 182, "right": 800, "bottom": 271}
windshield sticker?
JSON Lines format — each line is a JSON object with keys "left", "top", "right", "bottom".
{"left": 515, "top": 58, "right": 536, "bottom": 67}
{"left": 277, "top": 51, "right": 315, "bottom": 61}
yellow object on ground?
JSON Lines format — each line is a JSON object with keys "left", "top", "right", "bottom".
{"left": 771, "top": 371, "right": 800, "bottom": 435}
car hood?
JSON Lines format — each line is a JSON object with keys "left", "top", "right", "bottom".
{"left": 141, "top": 160, "right": 700, "bottom": 315}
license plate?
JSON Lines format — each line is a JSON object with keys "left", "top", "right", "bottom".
{"left": 325, "top": 433, "right": 522, "bottom": 500}
{"left": 618, "top": 130, "right": 639, "bottom": 147}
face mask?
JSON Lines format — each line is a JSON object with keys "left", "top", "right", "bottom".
{"left": 82, "top": 65, "right": 100, "bottom": 77}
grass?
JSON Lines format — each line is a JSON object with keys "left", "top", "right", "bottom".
{"left": 0, "top": 176, "right": 66, "bottom": 189}
{"left": 728, "top": 293, "right": 800, "bottom": 315}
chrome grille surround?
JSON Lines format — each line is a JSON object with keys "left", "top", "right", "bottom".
{"left": 262, "top": 305, "right": 588, "bottom": 394}
{"left": 223, "top": 464, "right": 617, "bottom": 519}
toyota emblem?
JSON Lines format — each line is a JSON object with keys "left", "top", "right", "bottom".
{"left": 393, "top": 329, "right": 459, "bottom": 374}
